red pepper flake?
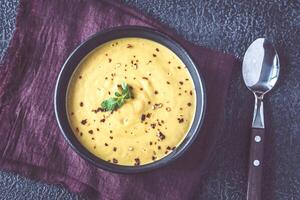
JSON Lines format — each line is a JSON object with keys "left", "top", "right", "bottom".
{"left": 149, "top": 141, "right": 153, "bottom": 145}
{"left": 155, "top": 48, "right": 159, "bottom": 52}
{"left": 112, "top": 158, "right": 118, "bottom": 164}
{"left": 166, "top": 81, "right": 170, "bottom": 84}
{"left": 108, "top": 58, "right": 112, "bottom": 63}
{"left": 105, "top": 77, "right": 108, "bottom": 80}
{"left": 104, "top": 143, "right": 108, "bottom": 146}
{"left": 154, "top": 90, "right": 158, "bottom": 95}
{"left": 157, "top": 131, "right": 165, "bottom": 140}
{"left": 177, "top": 66, "right": 181, "bottom": 69}
{"left": 177, "top": 118, "right": 184, "bottom": 123}
{"left": 96, "top": 128, "right": 100, "bottom": 131}
{"left": 150, "top": 123, "right": 156, "bottom": 129}
{"left": 108, "top": 91, "right": 111, "bottom": 95}
{"left": 152, "top": 54, "right": 157, "bottom": 57}
{"left": 146, "top": 113, "right": 151, "bottom": 118}
{"left": 157, "top": 120, "right": 162, "bottom": 126}
{"left": 134, "top": 158, "right": 140, "bottom": 166}
{"left": 127, "top": 44, "right": 133, "bottom": 48}
{"left": 109, "top": 136, "right": 113, "bottom": 140}
{"left": 165, "top": 151, "right": 168, "bottom": 154}
{"left": 92, "top": 107, "right": 105, "bottom": 113}
{"left": 142, "top": 77, "right": 148, "bottom": 80}
{"left": 80, "top": 102, "right": 84, "bottom": 107}
{"left": 79, "top": 75, "right": 82, "bottom": 79}
{"left": 141, "top": 114, "right": 146, "bottom": 122}
{"left": 81, "top": 119, "right": 87, "bottom": 125}
{"left": 100, "top": 118, "right": 106, "bottom": 123}
{"left": 187, "top": 103, "right": 192, "bottom": 107}
{"left": 190, "top": 90, "right": 193, "bottom": 96}
{"left": 166, "top": 146, "right": 171, "bottom": 150}
{"left": 158, "top": 146, "right": 161, "bottom": 150}
{"left": 179, "top": 81, "right": 184, "bottom": 85}
{"left": 88, "top": 130, "right": 93, "bottom": 134}
{"left": 70, "top": 112, "right": 74, "bottom": 116}
{"left": 148, "top": 101, "right": 151, "bottom": 105}
{"left": 92, "top": 137, "right": 95, "bottom": 140}
{"left": 168, "top": 61, "right": 171, "bottom": 64}
{"left": 140, "top": 88, "right": 143, "bottom": 91}
{"left": 152, "top": 156, "right": 156, "bottom": 160}
{"left": 113, "top": 147, "right": 117, "bottom": 152}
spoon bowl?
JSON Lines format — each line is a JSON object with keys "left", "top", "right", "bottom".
{"left": 242, "top": 38, "right": 280, "bottom": 95}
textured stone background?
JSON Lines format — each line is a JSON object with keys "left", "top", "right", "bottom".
{"left": 0, "top": 0, "right": 299, "bottom": 199}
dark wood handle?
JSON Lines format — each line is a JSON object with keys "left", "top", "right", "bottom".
{"left": 247, "top": 128, "right": 265, "bottom": 200}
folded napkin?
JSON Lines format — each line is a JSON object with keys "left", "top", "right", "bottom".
{"left": 0, "top": 0, "right": 240, "bottom": 199}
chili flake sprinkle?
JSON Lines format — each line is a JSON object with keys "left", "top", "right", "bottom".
{"left": 81, "top": 119, "right": 87, "bottom": 125}
{"left": 134, "top": 158, "right": 140, "bottom": 166}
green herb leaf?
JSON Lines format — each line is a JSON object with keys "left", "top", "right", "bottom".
{"left": 101, "top": 82, "right": 132, "bottom": 111}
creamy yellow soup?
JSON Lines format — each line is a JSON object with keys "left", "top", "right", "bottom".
{"left": 67, "top": 38, "right": 196, "bottom": 166}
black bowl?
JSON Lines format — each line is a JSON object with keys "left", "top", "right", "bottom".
{"left": 54, "top": 26, "right": 206, "bottom": 173}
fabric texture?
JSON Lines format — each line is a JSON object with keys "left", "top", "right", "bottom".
{"left": 0, "top": 0, "right": 239, "bottom": 199}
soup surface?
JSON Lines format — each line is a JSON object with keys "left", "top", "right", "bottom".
{"left": 67, "top": 38, "right": 196, "bottom": 166}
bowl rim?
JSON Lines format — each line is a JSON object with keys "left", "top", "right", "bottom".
{"left": 54, "top": 25, "right": 206, "bottom": 173}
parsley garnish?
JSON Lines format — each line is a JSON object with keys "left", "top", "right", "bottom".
{"left": 101, "top": 82, "right": 132, "bottom": 111}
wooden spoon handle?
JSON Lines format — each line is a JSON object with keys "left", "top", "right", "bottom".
{"left": 246, "top": 128, "right": 265, "bottom": 200}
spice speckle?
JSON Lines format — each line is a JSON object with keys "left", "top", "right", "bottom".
{"left": 134, "top": 158, "right": 140, "bottom": 166}
{"left": 81, "top": 119, "right": 87, "bottom": 125}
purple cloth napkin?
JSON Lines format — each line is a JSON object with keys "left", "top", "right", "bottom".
{"left": 0, "top": 0, "right": 240, "bottom": 199}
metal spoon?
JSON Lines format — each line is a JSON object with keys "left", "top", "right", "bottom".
{"left": 242, "top": 38, "right": 280, "bottom": 200}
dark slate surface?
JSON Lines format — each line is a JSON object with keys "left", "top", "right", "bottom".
{"left": 0, "top": 0, "right": 299, "bottom": 199}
